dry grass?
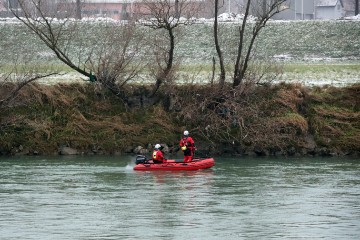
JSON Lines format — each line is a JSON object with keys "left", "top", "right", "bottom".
{"left": 307, "top": 84, "right": 360, "bottom": 151}
{"left": 0, "top": 82, "right": 359, "bottom": 155}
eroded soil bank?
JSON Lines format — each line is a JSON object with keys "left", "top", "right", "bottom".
{"left": 0, "top": 82, "right": 359, "bottom": 157}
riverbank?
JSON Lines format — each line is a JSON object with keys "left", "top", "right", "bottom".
{"left": 0, "top": 82, "right": 359, "bottom": 157}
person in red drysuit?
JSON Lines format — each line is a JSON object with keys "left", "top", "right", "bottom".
{"left": 152, "top": 144, "right": 165, "bottom": 164}
{"left": 179, "top": 130, "right": 195, "bottom": 162}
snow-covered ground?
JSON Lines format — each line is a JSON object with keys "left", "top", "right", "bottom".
{"left": 1, "top": 16, "right": 359, "bottom": 87}
{"left": 34, "top": 65, "right": 360, "bottom": 87}
{"left": 343, "top": 14, "right": 360, "bottom": 20}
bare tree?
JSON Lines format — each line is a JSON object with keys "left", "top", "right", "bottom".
{"left": 84, "top": 22, "right": 145, "bottom": 98}
{"left": 214, "top": 0, "right": 226, "bottom": 87}
{"left": 11, "top": 0, "right": 144, "bottom": 101}
{"left": 139, "top": 0, "right": 202, "bottom": 96}
{"left": 0, "top": 17, "right": 58, "bottom": 110}
{"left": 11, "top": 1, "right": 93, "bottom": 77}
{"left": 214, "top": 0, "right": 287, "bottom": 88}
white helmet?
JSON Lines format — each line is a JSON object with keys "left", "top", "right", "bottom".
{"left": 183, "top": 130, "right": 189, "bottom": 136}
{"left": 154, "top": 144, "right": 161, "bottom": 149}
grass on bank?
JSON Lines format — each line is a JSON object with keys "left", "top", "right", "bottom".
{"left": 1, "top": 63, "right": 359, "bottom": 86}
{"left": 2, "top": 62, "right": 359, "bottom": 73}
{"left": 0, "top": 83, "right": 180, "bottom": 155}
{"left": 307, "top": 85, "right": 360, "bottom": 152}
{"left": 282, "top": 64, "right": 360, "bottom": 74}
{"left": 0, "top": 82, "right": 359, "bottom": 156}
{"left": 0, "top": 64, "right": 73, "bottom": 75}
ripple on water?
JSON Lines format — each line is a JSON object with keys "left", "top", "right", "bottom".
{"left": 0, "top": 156, "right": 359, "bottom": 239}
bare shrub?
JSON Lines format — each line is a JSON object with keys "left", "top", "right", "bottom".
{"left": 138, "top": 0, "right": 202, "bottom": 96}
{"left": 173, "top": 82, "right": 311, "bottom": 152}
{"left": 213, "top": 0, "right": 287, "bottom": 88}
{"left": 11, "top": 0, "right": 145, "bottom": 103}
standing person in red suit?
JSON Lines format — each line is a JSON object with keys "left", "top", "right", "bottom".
{"left": 152, "top": 144, "right": 165, "bottom": 164}
{"left": 179, "top": 130, "right": 195, "bottom": 162}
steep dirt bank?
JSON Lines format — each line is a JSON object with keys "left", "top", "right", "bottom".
{"left": 0, "top": 83, "right": 359, "bottom": 157}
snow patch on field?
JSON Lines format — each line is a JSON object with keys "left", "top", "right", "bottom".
{"left": 343, "top": 14, "right": 360, "bottom": 20}
{"left": 35, "top": 68, "right": 359, "bottom": 87}
{"left": 1, "top": 17, "right": 359, "bottom": 87}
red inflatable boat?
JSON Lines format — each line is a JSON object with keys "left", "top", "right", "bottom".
{"left": 133, "top": 155, "right": 215, "bottom": 171}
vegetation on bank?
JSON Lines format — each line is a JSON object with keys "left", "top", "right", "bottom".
{"left": 0, "top": 82, "right": 359, "bottom": 157}
{"left": 1, "top": 12, "right": 359, "bottom": 157}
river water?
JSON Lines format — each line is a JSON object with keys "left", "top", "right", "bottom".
{"left": 0, "top": 155, "right": 359, "bottom": 239}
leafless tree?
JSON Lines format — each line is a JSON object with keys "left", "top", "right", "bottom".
{"left": 84, "top": 23, "right": 145, "bottom": 98}
{"left": 139, "top": 0, "right": 202, "bottom": 96}
{"left": 10, "top": 0, "right": 144, "bottom": 101}
{"left": 214, "top": 0, "right": 287, "bottom": 88}
{"left": 0, "top": 15, "right": 58, "bottom": 110}
{"left": 214, "top": 0, "right": 226, "bottom": 87}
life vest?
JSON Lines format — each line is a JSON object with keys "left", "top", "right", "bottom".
{"left": 180, "top": 137, "right": 194, "bottom": 149}
{"left": 153, "top": 150, "right": 158, "bottom": 160}
{"left": 152, "top": 150, "right": 164, "bottom": 161}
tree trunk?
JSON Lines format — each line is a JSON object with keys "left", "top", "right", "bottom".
{"left": 233, "top": 0, "right": 287, "bottom": 88}
{"left": 167, "top": 27, "right": 175, "bottom": 73}
{"left": 233, "top": 0, "right": 251, "bottom": 87}
{"left": 211, "top": 56, "right": 216, "bottom": 86}
{"left": 356, "top": 0, "right": 359, "bottom": 16}
{"left": 150, "top": 27, "right": 175, "bottom": 97}
{"left": 214, "top": 0, "right": 226, "bottom": 87}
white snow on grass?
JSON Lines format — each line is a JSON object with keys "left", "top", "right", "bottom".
{"left": 343, "top": 14, "right": 360, "bottom": 20}
{"left": 1, "top": 17, "right": 359, "bottom": 87}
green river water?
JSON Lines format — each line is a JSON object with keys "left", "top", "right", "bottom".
{"left": 0, "top": 155, "right": 359, "bottom": 239}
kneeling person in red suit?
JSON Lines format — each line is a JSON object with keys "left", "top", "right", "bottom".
{"left": 152, "top": 144, "right": 165, "bottom": 164}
